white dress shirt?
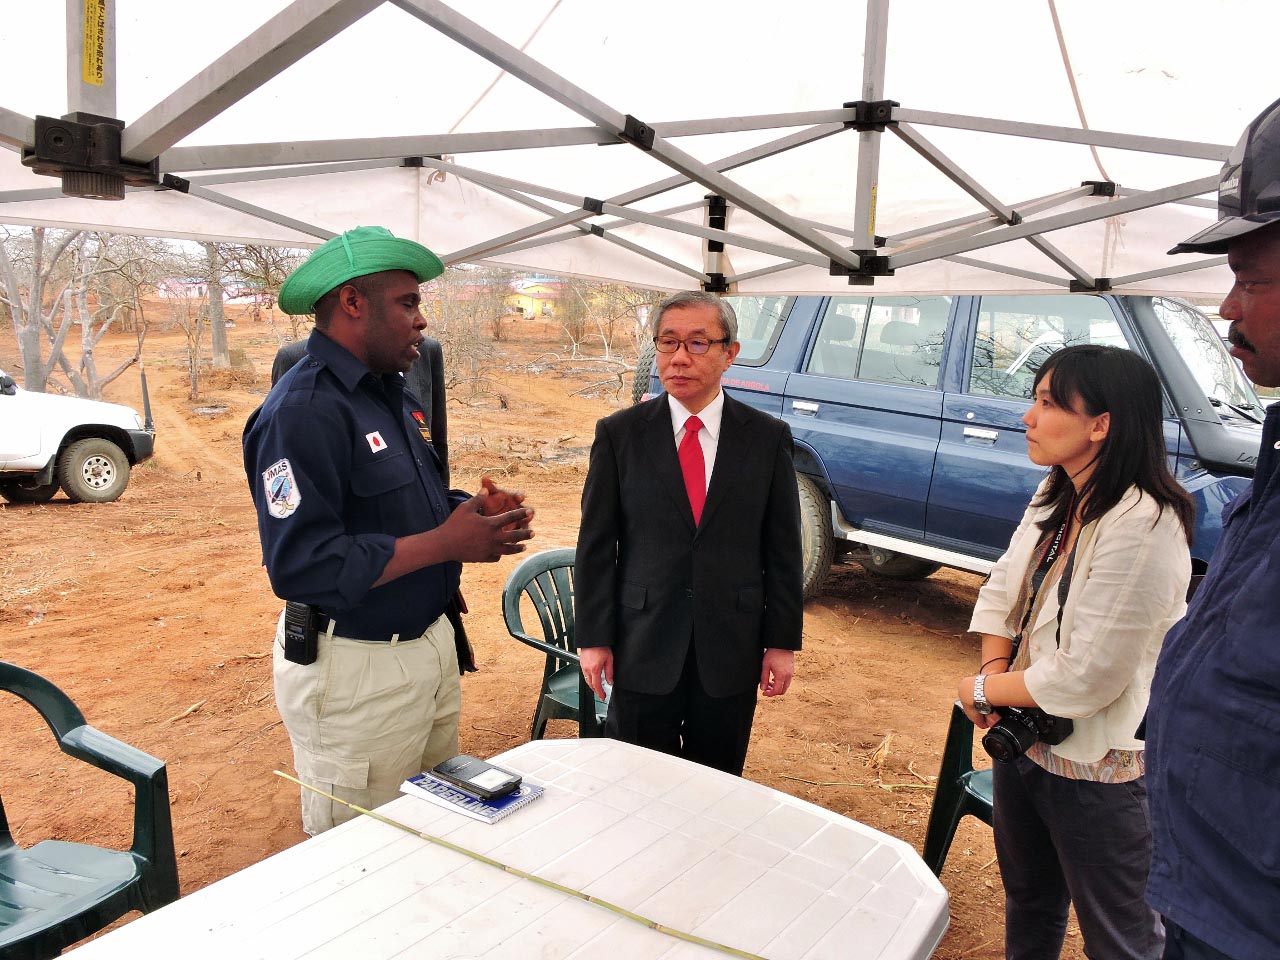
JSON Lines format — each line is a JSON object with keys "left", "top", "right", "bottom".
{"left": 667, "top": 391, "right": 724, "bottom": 493}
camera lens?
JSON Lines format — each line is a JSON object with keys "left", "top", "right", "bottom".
{"left": 981, "top": 709, "right": 1040, "bottom": 762}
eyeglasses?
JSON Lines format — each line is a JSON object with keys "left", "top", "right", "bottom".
{"left": 652, "top": 336, "right": 730, "bottom": 355}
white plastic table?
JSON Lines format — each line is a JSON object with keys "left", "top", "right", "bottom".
{"left": 69, "top": 738, "right": 949, "bottom": 959}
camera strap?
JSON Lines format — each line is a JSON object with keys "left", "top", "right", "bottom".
{"left": 1010, "top": 510, "right": 1078, "bottom": 665}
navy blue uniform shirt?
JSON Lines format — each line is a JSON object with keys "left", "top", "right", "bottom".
{"left": 1144, "top": 402, "right": 1280, "bottom": 960}
{"left": 243, "top": 329, "right": 463, "bottom": 640}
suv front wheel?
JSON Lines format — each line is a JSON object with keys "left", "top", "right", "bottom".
{"left": 796, "top": 472, "right": 835, "bottom": 600}
{"left": 58, "top": 437, "right": 130, "bottom": 503}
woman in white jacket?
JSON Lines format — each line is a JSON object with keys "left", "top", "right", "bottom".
{"left": 958, "top": 344, "right": 1193, "bottom": 960}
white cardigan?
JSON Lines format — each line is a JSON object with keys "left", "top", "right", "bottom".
{"left": 969, "top": 481, "right": 1190, "bottom": 763}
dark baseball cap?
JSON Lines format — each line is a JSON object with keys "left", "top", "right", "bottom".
{"left": 1170, "top": 96, "right": 1280, "bottom": 255}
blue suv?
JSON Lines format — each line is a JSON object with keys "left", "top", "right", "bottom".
{"left": 643, "top": 293, "right": 1260, "bottom": 597}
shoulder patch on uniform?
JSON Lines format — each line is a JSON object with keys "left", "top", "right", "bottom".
{"left": 366, "top": 431, "right": 387, "bottom": 453}
{"left": 262, "top": 458, "right": 301, "bottom": 519}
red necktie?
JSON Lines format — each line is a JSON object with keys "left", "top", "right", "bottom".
{"left": 678, "top": 415, "right": 706, "bottom": 525}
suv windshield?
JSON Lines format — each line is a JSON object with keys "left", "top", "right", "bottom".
{"left": 1151, "top": 298, "right": 1261, "bottom": 419}
{"left": 724, "top": 296, "right": 791, "bottom": 365}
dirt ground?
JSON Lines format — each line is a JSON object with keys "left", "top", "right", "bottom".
{"left": 0, "top": 312, "right": 1084, "bottom": 959}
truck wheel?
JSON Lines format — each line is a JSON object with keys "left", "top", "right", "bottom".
{"left": 796, "top": 473, "right": 835, "bottom": 600}
{"left": 631, "top": 339, "right": 657, "bottom": 404}
{"left": 0, "top": 479, "right": 60, "bottom": 504}
{"left": 859, "top": 546, "right": 941, "bottom": 581}
{"left": 58, "top": 438, "right": 130, "bottom": 503}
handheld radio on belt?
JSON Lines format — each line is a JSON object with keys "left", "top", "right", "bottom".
{"left": 283, "top": 601, "right": 320, "bottom": 665}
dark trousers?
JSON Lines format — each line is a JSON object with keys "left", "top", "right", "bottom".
{"left": 993, "top": 754, "right": 1164, "bottom": 960}
{"left": 605, "top": 641, "right": 757, "bottom": 775}
{"left": 1162, "top": 920, "right": 1237, "bottom": 960}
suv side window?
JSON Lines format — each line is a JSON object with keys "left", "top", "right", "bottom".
{"left": 968, "top": 294, "right": 1133, "bottom": 399}
{"left": 726, "top": 295, "right": 793, "bottom": 366}
{"left": 805, "top": 297, "right": 869, "bottom": 378}
{"left": 805, "top": 295, "right": 951, "bottom": 388}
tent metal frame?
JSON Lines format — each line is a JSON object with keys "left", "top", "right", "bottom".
{"left": 0, "top": 0, "right": 1232, "bottom": 293}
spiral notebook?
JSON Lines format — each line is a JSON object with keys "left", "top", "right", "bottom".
{"left": 400, "top": 770, "right": 544, "bottom": 824}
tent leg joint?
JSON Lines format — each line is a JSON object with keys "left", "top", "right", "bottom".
{"left": 1082, "top": 179, "right": 1118, "bottom": 197}
{"left": 843, "top": 99, "right": 899, "bottom": 132}
{"left": 21, "top": 113, "right": 158, "bottom": 199}
{"left": 831, "top": 251, "right": 894, "bottom": 285}
{"left": 1070, "top": 277, "right": 1112, "bottom": 292}
{"left": 619, "top": 115, "right": 655, "bottom": 150}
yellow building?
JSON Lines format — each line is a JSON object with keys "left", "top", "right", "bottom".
{"left": 505, "top": 279, "right": 564, "bottom": 317}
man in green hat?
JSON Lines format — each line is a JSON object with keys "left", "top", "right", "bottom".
{"left": 243, "top": 226, "right": 534, "bottom": 834}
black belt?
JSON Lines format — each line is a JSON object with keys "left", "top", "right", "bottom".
{"left": 316, "top": 613, "right": 436, "bottom": 643}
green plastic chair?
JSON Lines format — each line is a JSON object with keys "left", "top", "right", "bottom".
{"left": 921, "top": 700, "right": 995, "bottom": 876}
{"left": 0, "top": 661, "right": 180, "bottom": 959}
{"left": 502, "top": 548, "right": 606, "bottom": 740}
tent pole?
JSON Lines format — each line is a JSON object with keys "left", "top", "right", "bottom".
{"left": 391, "top": 0, "right": 861, "bottom": 271}
{"left": 851, "top": 0, "right": 890, "bottom": 255}
{"left": 123, "top": 0, "right": 383, "bottom": 161}
{"left": 889, "top": 175, "right": 1218, "bottom": 269}
{"left": 891, "top": 121, "right": 1097, "bottom": 286}
{"left": 66, "top": 0, "right": 115, "bottom": 118}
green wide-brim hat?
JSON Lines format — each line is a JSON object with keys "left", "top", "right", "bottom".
{"left": 278, "top": 226, "right": 445, "bottom": 315}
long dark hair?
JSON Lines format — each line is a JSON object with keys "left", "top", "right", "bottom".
{"left": 1031, "top": 344, "right": 1193, "bottom": 543}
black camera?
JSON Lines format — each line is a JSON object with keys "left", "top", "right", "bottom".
{"left": 981, "top": 706, "right": 1074, "bottom": 763}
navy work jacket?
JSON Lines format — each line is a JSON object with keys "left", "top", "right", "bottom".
{"left": 1144, "top": 403, "right": 1280, "bottom": 960}
{"left": 243, "top": 329, "right": 464, "bottom": 640}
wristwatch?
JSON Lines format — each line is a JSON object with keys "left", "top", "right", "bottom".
{"left": 973, "top": 674, "right": 993, "bottom": 715}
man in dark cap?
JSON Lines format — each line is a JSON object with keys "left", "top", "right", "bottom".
{"left": 1144, "top": 97, "right": 1280, "bottom": 960}
{"left": 243, "top": 226, "right": 533, "bottom": 834}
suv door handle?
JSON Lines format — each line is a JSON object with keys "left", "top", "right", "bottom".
{"left": 963, "top": 427, "right": 999, "bottom": 443}
{"left": 793, "top": 401, "right": 819, "bottom": 416}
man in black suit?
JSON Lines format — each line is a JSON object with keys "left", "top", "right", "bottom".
{"left": 576, "top": 291, "right": 803, "bottom": 775}
{"left": 273, "top": 335, "right": 450, "bottom": 484}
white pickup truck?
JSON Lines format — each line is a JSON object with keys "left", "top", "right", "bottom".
{"left": 0, "top": 369, "right": 155, "bottom": 504}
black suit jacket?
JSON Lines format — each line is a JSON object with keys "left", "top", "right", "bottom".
{"left": 272, "top": 334, "right": 449, "bottom": 485}
{"left": 575, "top": 393, "right": 803, "bottom": 698}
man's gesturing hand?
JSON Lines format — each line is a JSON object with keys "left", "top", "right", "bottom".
{"left": 479, "top": 476, "right": 531, "bottom": 530}
{"left": 440, "top": 495, "right": 535, "bottom": 562}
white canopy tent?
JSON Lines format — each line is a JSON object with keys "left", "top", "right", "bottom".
{"left": 0, "top": 0, "right": 1274, "bottom": 297}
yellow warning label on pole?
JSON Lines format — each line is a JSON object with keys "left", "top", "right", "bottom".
{"left": 82, "top": 0, "right": 106, "bottom": 87}
{"left": 868, "top": 184, "right": 878, "bottom": 238}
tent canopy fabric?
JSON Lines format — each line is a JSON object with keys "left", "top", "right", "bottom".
{"left": 0, "top": 0, "right": 1274, "bottom": 297}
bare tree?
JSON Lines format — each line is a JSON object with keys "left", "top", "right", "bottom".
{"left": 218, "top": 243, "right": 305, "bottom": 338}
{"left": 200, "top": 243, "right": 230, "bottom": 369}
{"left": 596, "top": 283, "right": 660, "bottom": 355}
{"left": 0, "top": 227, "right": 81, "bottom": 391}
{"left": 558, "top": 279, "right": 658, "bottom": 361}
{"left": 0, "top": 228, "right": 167, "bottom": 398}
{"left": 422, "top": 266, "right": 513, "bottom": 397}
{"left": 558, "top": 279, "right": 593, "bottom": 357}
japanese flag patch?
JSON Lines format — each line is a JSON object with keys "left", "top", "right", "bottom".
{"left": 262, "top": 458, "right": 301, "bottom": 519}
{"left": 366, "top": 431, "right": 387, "bottom": 453}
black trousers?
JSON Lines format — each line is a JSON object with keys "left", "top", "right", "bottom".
{"left": 993, "top": 754, "right": 1164, "bottom": 960}
{"left": 605, "top": 641, "right": 757, "bottom": 775}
